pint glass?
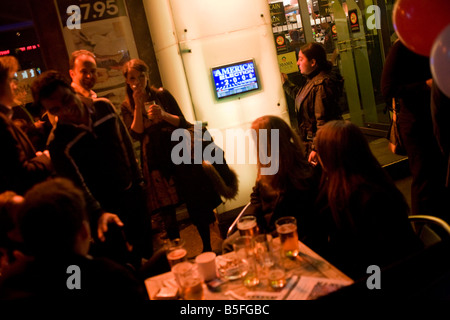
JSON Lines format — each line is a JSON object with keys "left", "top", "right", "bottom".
{"left": 165, "top": 238, "right": 188, "bottom": 268}
{"left": 237, "top": 215, "right": 259, "bottom": 237}
{"left": 275, "top": 216, "right": 299, "bottom": 258}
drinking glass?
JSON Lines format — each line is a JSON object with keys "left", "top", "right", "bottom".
{"left": 144, "top": 100, "right": 156, "bottom": 120}
{"left": 165, "top": 238, "right": 187, "bottom": 269}
{"left": 172, "top": 261, "right": 204, "bottom": 300}
{"left": 267, "top": 240, "right": 287, "bottom": 289}
{"left": 233, "top": 235, "right": 259, "bottom": 287}
{"left": 237, "top": 215, "right": 259, "bottom": 237}
{"left": 253, "top": 234, "right": 274, "bottom": 278}
{"left": 275, "top": 216, "right": 299, "bottom": 258}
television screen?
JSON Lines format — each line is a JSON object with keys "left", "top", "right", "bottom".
{"left": 211, "top": 59, "right": 260, "bottom": 100}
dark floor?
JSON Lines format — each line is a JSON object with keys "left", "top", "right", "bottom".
{"left": 151, "top": 137, "right": 412, "bottom": 260}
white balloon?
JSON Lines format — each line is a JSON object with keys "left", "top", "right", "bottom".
{"left": 430, "top": 24, "right": 450, "bottom": 98}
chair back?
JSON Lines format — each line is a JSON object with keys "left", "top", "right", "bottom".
{"left": 226, "top": 202, "right": 251, "bottom": 238}
{"left": 409, "top": 215, "right": 450, "bottom": 248}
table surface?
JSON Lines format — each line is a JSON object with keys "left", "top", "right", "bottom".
{"left": 145, "top": 239, "right": 354, "bottom": 300}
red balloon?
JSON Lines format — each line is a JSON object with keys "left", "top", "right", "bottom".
{"left": 393, "top": 0, "right": 450, "bottom": 56}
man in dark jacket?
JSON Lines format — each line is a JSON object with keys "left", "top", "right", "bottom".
{"left": 0, "top": 56, "right": 53, "bottom": 195}
{"left": 381, "top": 40, "right": 449, "bottom": 222}
{"left": 31, "top": 71, "right": 152, "bottom": 267}
{"left": 0, "top": 178, "right": 148, "bottom": 300}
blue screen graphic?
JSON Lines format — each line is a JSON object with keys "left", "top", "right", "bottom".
{"left": 212, "top": 59, "right": 259, "bottom": 99}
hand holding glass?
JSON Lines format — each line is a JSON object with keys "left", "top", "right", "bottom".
{"left": 144, "top": 100, "right": 156, "bottom": 120}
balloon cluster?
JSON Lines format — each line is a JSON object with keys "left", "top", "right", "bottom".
{"left": 393, "top": 0, "right": 450, "bottom": 97}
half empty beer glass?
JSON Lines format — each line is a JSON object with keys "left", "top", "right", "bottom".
{"left": 165, "top": 238, "right": 188, "bottom": 268}
{"left": 275, "top": 216, "right": 299, "bottom": 258}
{"left": 237, "top": 215, "right": 259, "bottom": 237}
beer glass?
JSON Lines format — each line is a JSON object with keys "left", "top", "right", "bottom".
{"left": 165, "top": 238, "right": 188, "bottom": 268}
{"left": 237, "top": 215, "right": 258, "bottom": 237}
{"left": 233, "top": 235, "right": 259, "bottom": 287}
{"left": 267, "top": 240, "right": 287, "bottom": 289}
{"left": 275, "top": 216, "right": 299, "bottom": 258}
{"left": 253, "top": 234, "right": 274, "bottom": 278}
{"left": 144, "top": 100, "right": 156, "bottom": 120}
{"left": 172, "top": 261, "right": 204, "bottom": 300}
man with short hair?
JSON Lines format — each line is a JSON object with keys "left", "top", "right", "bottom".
{"left": 69, "top": 50, "right": 98, "bottom": 99}
{"left": 0, "top": 56, "right": 52, "bottom": 195}
{"left": 31, "top": 70, "right": 152, "bottom": 267}
{"left": 0, "top": 178, "right": 149, "bottom": 300}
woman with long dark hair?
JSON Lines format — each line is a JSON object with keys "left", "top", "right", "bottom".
{"left": 282, "top": 42, "right": 343, "bottom": 162}
{"left": 314, "top": 120, "right": 422, "bottom": 279}
{"left": 222, "top": 115, "right": 319, "bottom": 252}
{"left": 251, "top": 115, "right": 320, "bottom": 234}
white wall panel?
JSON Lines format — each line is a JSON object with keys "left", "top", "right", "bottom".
{"left": 143, "top": 0, "right": 289, "bottom": 213}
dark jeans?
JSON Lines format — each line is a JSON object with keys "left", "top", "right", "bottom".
{"left": 398, "top": 105, "right": 450, "bottom": 221}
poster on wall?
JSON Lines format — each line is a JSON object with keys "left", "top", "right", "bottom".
{"left": 348, "top": 9, "right": 360, "bottom": 33}
{"left": 331, "top": 23, "right": 338, "bottom": 40}
{"left": 274, "top": 33, "right": 288, "bottom": 53}
{"left": 277, "top": 51, "right": 298, "bottom": 74}
{"left": 54, "top": 0, "right": 139, "bottom": 109}
{"left": 318, "top": 0, "right": 332, "bottom": 16}
{"left": 269, "top": 2, "right": 287, "bottom": 26}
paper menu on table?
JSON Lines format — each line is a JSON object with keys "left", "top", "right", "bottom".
{"left": 286, "top": 276, "right": 353, "bottom": 300}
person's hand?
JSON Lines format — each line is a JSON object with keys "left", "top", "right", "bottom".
{"left": 12, "top": 250, "right": 33, "bottom": 263}
{"left": 308, "top": 150, "right": 318, "bottom": 167}
{"left": 281, "top": 73, "right": 288, "bottom": 84}
{"left": 36, "top": 150, "right": 50, "bottom": 159}
{"left": 132, "top": 84, "right": 147, "bottom": 108}
{"left": 97, "top": 212, "right": 124, "bottom": 242}
{"left": 34, "top": 120, "right": 45, "bottom": 129}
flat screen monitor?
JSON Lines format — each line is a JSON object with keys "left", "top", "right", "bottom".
{"left": 211, "top": 59, "right": 260, "bottom": 100}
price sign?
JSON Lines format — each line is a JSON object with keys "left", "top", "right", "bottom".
{"left": 56, "top": 0, "right": 127, "bottom": 26}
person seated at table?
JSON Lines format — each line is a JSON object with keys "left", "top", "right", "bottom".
{"left": 222, "top": 115, "right": 320, "bottom": 252}
{"left": 313, "top": 120, "right": 423, "bottom": 280}
{"left": 0, "top": 177, "right": 149, "bottom": 300}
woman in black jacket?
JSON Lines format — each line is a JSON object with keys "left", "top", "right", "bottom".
{"left": 281, "top": 42, "right": 343, "bottom": 161}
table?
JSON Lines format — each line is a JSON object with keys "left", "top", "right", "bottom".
{"left": 145, "top": 239, "right": 353, "bottom": 300}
